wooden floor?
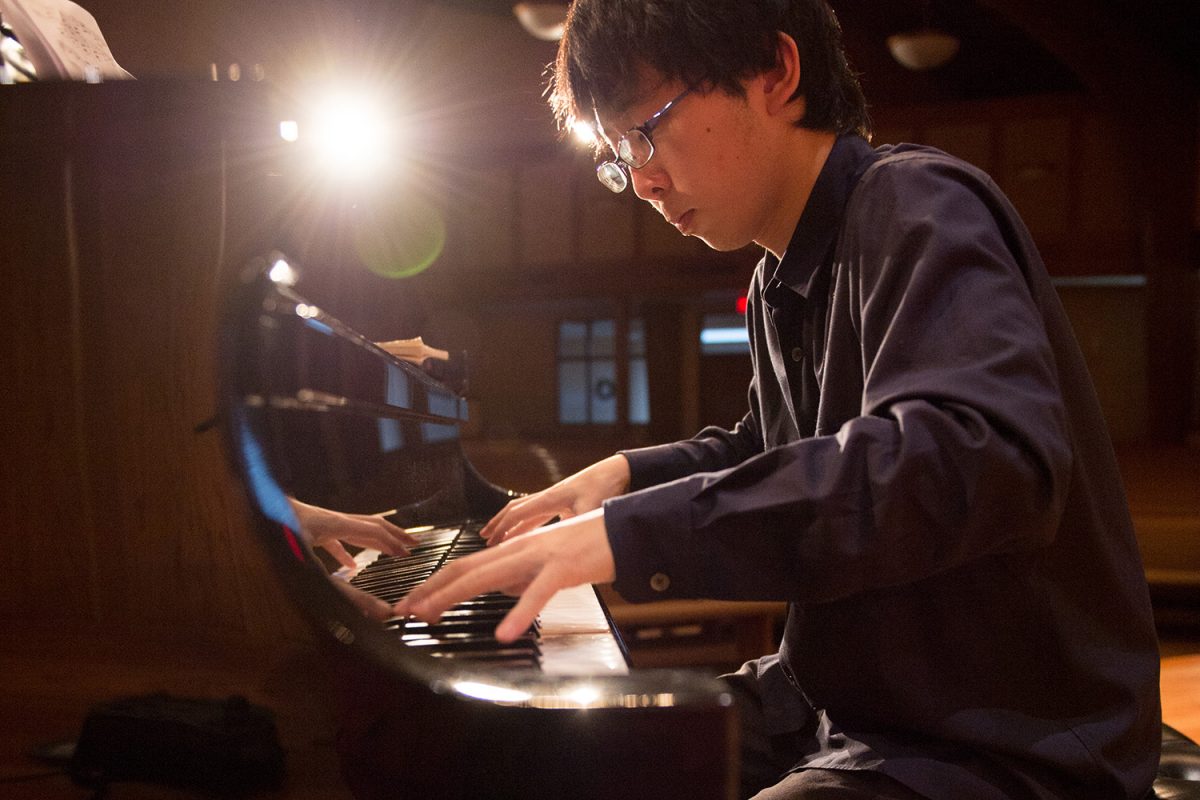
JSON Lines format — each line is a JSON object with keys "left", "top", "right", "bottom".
{"left": 1163, "top": 654, "right": 1200, "bottom": 742}
{"left": 1117, "top": 442, "right": 1200, "bottom": 598}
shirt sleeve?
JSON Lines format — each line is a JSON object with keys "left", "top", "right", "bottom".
{"left": 619, "top": 409, "right": 765, "bottom": 491}
{"left": 603, "top": 154, "right": 1073, "bottom": 605}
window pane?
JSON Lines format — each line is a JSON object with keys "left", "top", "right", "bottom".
{"left": 558, "top": 321, "right": 588, "bottom": 358}
{"left": 558, "top": 361, "right": 589, "bottom": 423}
{"left": 628, "top": 318, "right": 645, "bottom": 357}
{"left": 628, "top": 357, "right": 649, "bottom": 424}
{"left": 700, "top": 312, "right": 750, "bottom": 355}
{"left": 589, "top": 319, "right": 615, "bottom": 357}
{"left": 591, "top": 359, "right": 617, "bottom": 423}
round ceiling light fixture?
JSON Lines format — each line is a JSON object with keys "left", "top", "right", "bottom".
{"left": 512, "top": 3, "right": 567, "bottom": 41}
{"left": 886, "top": 29, "right": 960, "bottom": 71}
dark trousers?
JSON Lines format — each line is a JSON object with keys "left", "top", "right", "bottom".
{"left": 723, "top": 660, "right": 929, "bottom": 800}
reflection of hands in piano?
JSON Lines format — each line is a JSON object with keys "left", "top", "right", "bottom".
{"left": 395, "top": 508, "right": 616, "bottom": 643}
{"left": 287, "top": 498, "right": 419, "bottom": 569}
{"left": 480, "top": 454, "right": 631, "bottom": 546}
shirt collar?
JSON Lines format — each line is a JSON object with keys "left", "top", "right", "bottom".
{"left": 762, "top": 133, "right": 879, "bottom": 302}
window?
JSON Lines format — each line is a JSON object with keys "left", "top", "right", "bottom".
{"left": 700, "top": 312, "right": 750, "bottom": 355}
{"left": 627, "top": 319, "right": 649, "bottom": 425}
{"left": 557, "top": 318, "right": 648, "bottom": 426}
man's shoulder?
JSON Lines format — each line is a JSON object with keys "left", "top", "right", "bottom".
{"left": 861, "top": 142, "right": 997, "bottom": 193}
{"left": 838, "top": 142, "right": 1009, "bottom": 229}
{"left": 832, "top": 141, "right": 1020, "bottom": 266}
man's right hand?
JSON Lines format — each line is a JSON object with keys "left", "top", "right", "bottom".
{"left": 480, "top": 454, "right": 631, "bottom": 546}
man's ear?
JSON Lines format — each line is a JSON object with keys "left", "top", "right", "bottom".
{"left": 761, "top": 32, "right": 803, "bottom": 118}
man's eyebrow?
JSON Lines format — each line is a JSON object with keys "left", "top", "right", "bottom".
{"left": 595, "top": 74, "right": 671, "bottom": 130}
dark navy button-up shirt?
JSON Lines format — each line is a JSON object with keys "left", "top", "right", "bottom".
{"left": 603, "top": 134, "right": 1160, "bottom": 798}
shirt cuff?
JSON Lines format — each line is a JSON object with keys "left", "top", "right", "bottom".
{"left": 602, "top": 476, "right": 703, "bottom": 602}
{"left": 618, "top": 443, "right": 694, "bottom": 491}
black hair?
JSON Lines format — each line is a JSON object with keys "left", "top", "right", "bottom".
{"left": 549, "top": 0, "right": 870, "bottom": 147}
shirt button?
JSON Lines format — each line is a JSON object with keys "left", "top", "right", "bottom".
{"left": 790, "top": 347, "right": 804, "bottom": 362}
{"left": 650, "top": 572, "right": 671, "bottom": 592}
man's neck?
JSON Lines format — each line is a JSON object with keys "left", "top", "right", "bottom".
{"left": 757, "top": 129, "right": 838, "bottom": 260}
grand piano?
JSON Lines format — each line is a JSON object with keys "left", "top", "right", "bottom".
{"left": 217, "top": 256, "right": 738, "bottom": 799}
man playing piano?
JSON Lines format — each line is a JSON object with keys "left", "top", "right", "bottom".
{"left": 397, "top": 1, "right": 1161, "bottom": 797}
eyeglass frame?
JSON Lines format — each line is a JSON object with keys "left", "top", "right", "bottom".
{"left": 594, "top": 88, "right": 692, "bottom": 193}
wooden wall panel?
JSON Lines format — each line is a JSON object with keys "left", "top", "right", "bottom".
{"left": 472, "top": 313, "right": 560, "bottom": 436}
{"left": 923, "top": 122, "right": 994, "bottom": 174}
{"left": 870, "top": 125, "right": 916, "bottom": 146}
{"left": 1057, "top": 286, "right": 1150, "bottom": 442}
{"left": 1000, "top": 115, "right": 1073, "bottom": 240}
{"left": 517, "top": 158, "right": 576, "bottom": 267}
{"left": 0, "top": 82, "right": 309, "bottom": 655}
{"left": 576, "top": 160, "right": 639, "bottom": 264}
{"left": 1076, "top": 114, "right": 1131, "bottom": 235}
{"left": 442, "top": 164, "right": 516, "bottom": 273}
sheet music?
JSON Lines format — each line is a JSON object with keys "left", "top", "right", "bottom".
{"left": 0, "top": 0, "right": 131, "bottom": 80}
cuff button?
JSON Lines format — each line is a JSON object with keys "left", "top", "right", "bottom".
{"left": 650, "top": 572, "right": 670, "bottom": 592}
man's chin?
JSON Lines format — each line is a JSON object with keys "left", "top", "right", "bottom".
{"left": 694, "top": 232, "right": 752, "bottom": 253}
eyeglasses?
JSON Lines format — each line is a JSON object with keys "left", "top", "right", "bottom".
{"left": 595, "top": 88, "right": 691, "bottom": 193}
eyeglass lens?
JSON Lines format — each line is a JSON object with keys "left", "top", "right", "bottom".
{"left": 596, "top": 161, "right": 628, "bottom": 193}
{"left": 617, "top": 131, "right": 653, "bottom": 169}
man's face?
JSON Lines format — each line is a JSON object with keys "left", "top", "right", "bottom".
{"left": 594, "top": 75, "right": 776, "bottom": 254}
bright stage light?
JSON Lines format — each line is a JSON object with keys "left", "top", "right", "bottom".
{"left": 308, "top": 90, "right": 399, "bottom": 179}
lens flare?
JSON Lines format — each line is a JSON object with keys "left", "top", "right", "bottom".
{"left": 351, "top": 193, "right": 446, "bottom": 278}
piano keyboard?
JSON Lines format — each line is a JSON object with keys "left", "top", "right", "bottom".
{"left": 338, "top": 523, "right": 629, "bottom": 676}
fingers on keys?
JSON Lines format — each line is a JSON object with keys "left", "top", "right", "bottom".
{"left": 393, "top": 545, "right": 553, "bottom": 643}
{"left": 495, "top": 572, "right": 560, "bottom": 643}
{"left": 358, "top": 515, "right": 419, "bottom": 556}
{"left": 481, "top": 496, "right": 562, "bottom": 546}
{"left": 321, "top": 538, "right": 357, "bottom": 570}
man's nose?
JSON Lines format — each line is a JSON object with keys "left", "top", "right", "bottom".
{"left": 629, "top": 161, "right": 669, "bottom": 200}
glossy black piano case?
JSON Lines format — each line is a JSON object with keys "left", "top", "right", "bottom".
{"left": 217, "top": 257, "right": 739, "bottom": 799}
